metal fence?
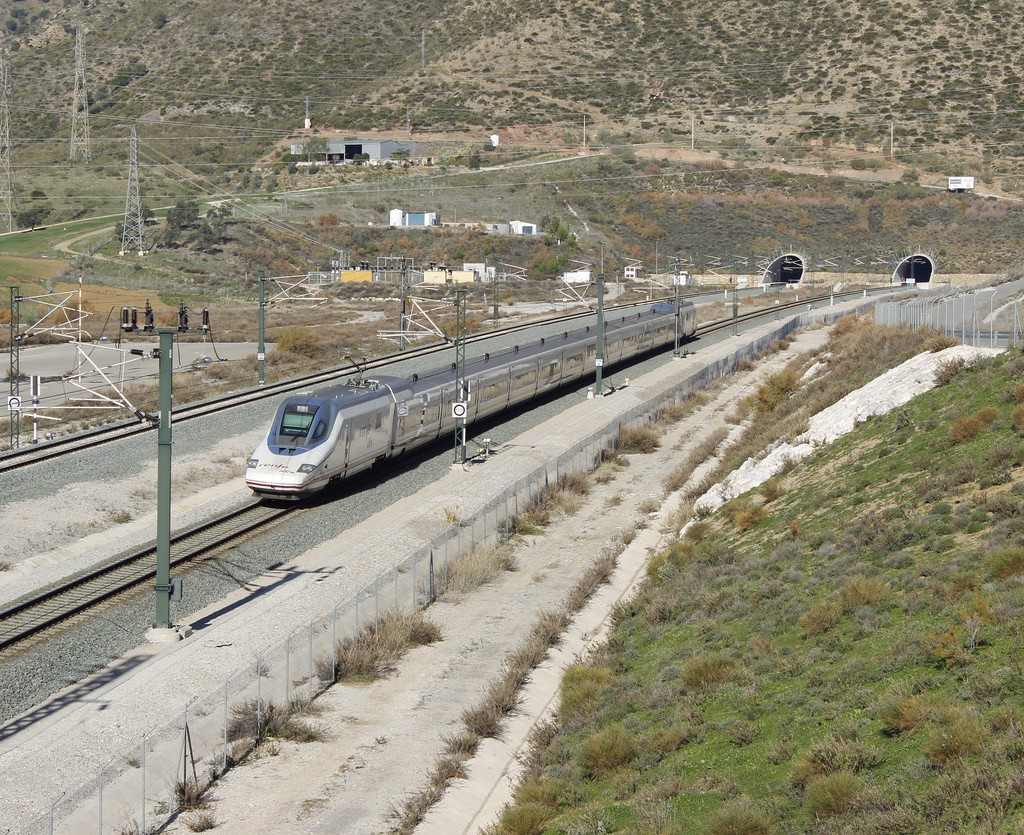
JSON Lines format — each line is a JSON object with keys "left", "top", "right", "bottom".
{"left": 875, "top": 290, "right": 1023, "bottom": 349}
{"left": 37, "top": 312, "right": 822, "bottom": 834}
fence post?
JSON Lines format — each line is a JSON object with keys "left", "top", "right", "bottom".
{"left": 309, "top": 619, "right": 315, "bottom": 694}
{"left": 412, "top": 550, "right": 417, "bottom": 607}
{"left": 49, "top": 791, "right": 65, "bottom": 835}
{"left": 332, "top": 603, "right": 339, "bottom": 681}
{"left": 222, "top": 673, "right": 235, "bottom": 772}
{"left": 256, "top": 648, "right": 267, "bottom": 740}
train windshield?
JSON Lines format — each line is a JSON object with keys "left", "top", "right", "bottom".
{"left": 280, "top": 408, "right": 316, "bottom": 438}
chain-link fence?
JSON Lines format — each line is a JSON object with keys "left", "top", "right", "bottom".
{"left": 875, "top": 291, "right": 1023, "bottom": 348}
{"left": 38, "top": 309, "right": 854, "bottom": 834}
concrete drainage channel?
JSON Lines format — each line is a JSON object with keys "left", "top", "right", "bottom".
{"left": 30, "top": 304, "right": 861, "bottom": 834}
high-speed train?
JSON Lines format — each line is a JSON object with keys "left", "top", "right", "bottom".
{"left": 245, "top": 301, "right": 697, "bottom": 499}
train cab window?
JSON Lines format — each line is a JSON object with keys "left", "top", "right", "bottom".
{"left": 280, "top": 408, "right": 315, "bottom": 438}
{"left": 312, "top": 420, "right": 327, "bottom": 440}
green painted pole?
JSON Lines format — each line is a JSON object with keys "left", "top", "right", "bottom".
{"left": 595, "top": 273, "right": 605, "bottom": 395}
{"left": 257, "top": 272, "right": 266, "bottom": 386}
{"left": 154, "top": 328, "right": 174, "bottom": 628}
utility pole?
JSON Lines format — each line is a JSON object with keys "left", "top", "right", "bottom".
{"left": 421, "top": 29, "right": 426, "bottom": 69}
{"left": 583, "top": 114, "right": 587, "bottom": 149}
{"left": 6, "top": 285, "right": 19, "bottom": 450}
{"left": 0, "top": 43, "right": 14, "bottom": 233}
{"left": 452, "top": 290, "right": 467, "bottom": 465}
{"left": 257, "top": 271, "right": 266, "bottom": 385}
{"left": 399, "top": 258, "right": 409, "bottom": 350}
{"left": 691, "top": 112, "right": 695, "bottom": 150}
{"left": 70, "top": 29, "right": 91, "bottom": 162}
{"left": 594, "top": 272, "right": 605, "bottom": 396}
{"left": 120, "top": 126, "right": 146, "bottom": 254}
{"left": 889, "top": 120, "right": 894, "bottom": 158}
{"left": 123, "top": 307, "right": 209, "bottom": 635}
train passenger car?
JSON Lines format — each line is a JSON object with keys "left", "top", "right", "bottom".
{"left": 246, "top": 301, "right": 696, "bottom": 499}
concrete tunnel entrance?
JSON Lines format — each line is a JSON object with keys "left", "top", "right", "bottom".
{"left": 762, "top": 253, "right": 806, "bottom": 284}
{"left": 892, "top": 254, "right": 934, "bottom": 284}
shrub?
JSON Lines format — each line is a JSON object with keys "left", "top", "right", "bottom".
{"left": 759, "top": 477, "right": 785, "bottom": 503}
{"left": 618, "top": 424, "right": 661, "bottom": 453}
{"left": 703, "top": 799, "right": 772, "bottom": 835}
{"left": 987, "top": 545, "right": 1024, "bottom": 579}
{"left": 799, "top": 601, "right": 841, "bottom": 637}
{"left": 924, "top": 708, "right": 985, "bottom": 766}
{"left": 680, "top": 653, "right": 737, "bottom": 690}
{"left": 791, "top": 733, "right": 881, "bottom": 787}
{"left": 934, "top": 356, "right": 968, "bottom": 385}
{"left": 579, "top": 723, "right": 637, "bottom": 777}
{"left": 840, "top": 576, "right": 887, "bottom": 610}
{"left": 559, "top": 665, "right": 613, "bottom": 719}
{"left": 1013, "top": 403, "right": 1024, "bottom": 432}
{"left": 950, "top": 415, "right": 983, "bottom": 441}
{"left": 804, "top": 772, "right": 864, "bottom": 816}
{"left": 496, "top": 803, "right": 554, "bottom": 834}
{"left": 880, "top": 695, "right": 941, "bottom": 735}
{"left": 318, "top": 611, "right": 442, "bottom": 682}
{"left": 559, "top": 471, "right": 591, "bottom": 496}
{"left": 754, "top": 367, "right": 801, "bottom": 413}
{"left": 274, "top": 326, "right": 321, "bottom": 358}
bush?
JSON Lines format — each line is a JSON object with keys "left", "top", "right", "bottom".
{"left": 987, "top": 545, "right": 1024, "bottom": 579}
{"left": 559, "top": 665, "right": 612, "bottom": 719}
{"left": 791, "top": 733, "right": 880, "bottom": 787}
{"left": 703, "top": 799, "right": 772, "bottom": 835}
{"left": 579, "top": 723, "right": 637, "bottom": 777}
{"left": 924, "top": 708, "right": 985, "bottom": 766}
{"left": 680, "top": 653, "right": 737, "bottom": 690}
{"left": 1013, "top": 403, "right": 1024, "bottom": 432}
{"left": 496, "top": 803, "right": 554, "bottom": 834}
{"left": 618, "top": 424, "right": 661, "bottom": 453}
{"left": 754, "top": 367, "right": 801, "bottom": 413}
{"left": 274, "top": 326, "right": 321, "bottom": 358}
{"left": 880, "top": 695, "right": 941, "bottom": 735}
{"left": 934, "top": 356, "right": 969, "bottom": 385}
{"left": 840, "top": 576, "right": 887, "bottom": 610}
{"left": 799, "top": 601, "right": 841, "bottom": 637}
{"left": 804, "top": 772, "right": 864, "bottom": 816}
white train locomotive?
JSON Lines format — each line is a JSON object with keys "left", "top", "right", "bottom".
{"left": 245, "top": 302, "right": 697, "bottom": 499}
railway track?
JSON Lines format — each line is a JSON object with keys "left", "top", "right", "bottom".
{"left": 0, "top": 286, "right": 897, "bottom": 655}
{"left": 0, "top": 501, "right": 294, "bottom": 656}
{"left": 0, "top": 298, "right": 658, "bottom": 474}
{"left": 0, "top": 288, "right": 892, "bottom": 473}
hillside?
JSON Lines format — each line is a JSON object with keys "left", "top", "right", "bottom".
{"left": 2, "top": 0, "right": 1024, "bottom": 315}
{"left": 490, "top": 321, "right": 1024, "bottom": 832}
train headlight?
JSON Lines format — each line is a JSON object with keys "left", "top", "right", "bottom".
{"left": 246, "top": 458, "right": 258, "bottom": 469}
{"left": 297, "top": 463, "right": 318, "bottom": 473}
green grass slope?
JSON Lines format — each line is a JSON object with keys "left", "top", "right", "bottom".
{"left": 494, "top": 322, "right": 1024, "bottom": 833}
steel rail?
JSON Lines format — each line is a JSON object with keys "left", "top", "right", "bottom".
{"left": 0, "top": 501, "right": 293, "bottom": 654}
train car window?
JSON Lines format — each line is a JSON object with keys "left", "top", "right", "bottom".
{"left": 312, "top": 420, "right": 327, "bottom": 440}
{"left": 280, "top": 409, "right": 315, "bottom": 438}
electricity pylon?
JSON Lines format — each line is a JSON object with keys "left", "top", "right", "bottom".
{"left": 0, "top": 42, "right": 15, "bottom": 232}
{"left": 120, "top": 126, "right": 146, "bottom": 254}
{"left": 70, "top": 29, "right": 91, "bottom": 162}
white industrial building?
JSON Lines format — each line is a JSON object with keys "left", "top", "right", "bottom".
{"left": 289, "top": 139, "right": 427, "bottom": 164}
{"left": 389, "top": 209, "right": 441, "bottom": 228}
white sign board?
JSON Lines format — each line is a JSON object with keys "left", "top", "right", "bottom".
{"left": 7, "top": 395, "right": 22, "bottom": 413}
{"left": 947, "top": 176, "right": 975, "bottom": 191}
{"left": 451, "top": 402, "right": 468, "bottom": 419}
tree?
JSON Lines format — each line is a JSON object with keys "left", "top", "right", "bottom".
{"left": 15, "top": 206, "right": 49, "bottom": 231}
{"left": 166, "top": 198, "right": 200, "bottom": 232}
{"left": 303, "top": 138, "right": 329, "bottom": 163}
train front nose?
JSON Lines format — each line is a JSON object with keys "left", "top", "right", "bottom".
{"left": 245, "top": 460, "right": 309, "bottom": 497}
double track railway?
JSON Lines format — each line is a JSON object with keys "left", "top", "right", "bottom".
{"left": 0, "top": 288, "right": 896, "bottom": 655}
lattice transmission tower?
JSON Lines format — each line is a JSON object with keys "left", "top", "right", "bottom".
{"left": 70, "top": 28, "right": 91, "bottom": 162}
{"left": 120, "top": 125, "right": 146, "bottom": 254}
{"left": 0, "top": 42, "right": 15, "bottom": 233}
